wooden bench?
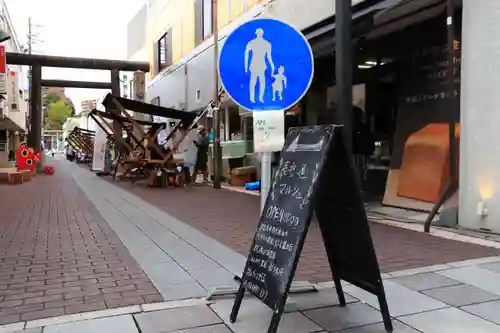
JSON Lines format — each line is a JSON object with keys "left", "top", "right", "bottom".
{"left": 20, "top": 169, "right": 32, "bottom": 182}
{"left": 7, "top": 172, "right": 23, "bottom": 185}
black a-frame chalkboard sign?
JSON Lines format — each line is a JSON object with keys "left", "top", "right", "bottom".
{"left": 230, "top": 125, "right": 393, "bottom": 333}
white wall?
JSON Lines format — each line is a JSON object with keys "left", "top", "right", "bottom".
{"left": 459, "top": 0, "right": 500, "bottom": 232}
{"left": 128, "top": 47, "right": 148, "bottom": 62}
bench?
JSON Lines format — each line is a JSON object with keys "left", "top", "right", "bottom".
{"left": 19, "top": 169, "right": 32, "bottom": 182}
{"left": 7, "top": 172, "right": 23, "bottom": 185}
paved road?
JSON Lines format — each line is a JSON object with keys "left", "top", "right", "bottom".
{"left": 0, "top": 166, "right": 162, "bottom": 325}
{"left": 110, "top": 181, "right": 500, "bottom": 282}
{"left": 12, "top": 259, "right": 500, "bottom": 332}
{"left": 1, "top": 160, "right": 499, "bottom": 332}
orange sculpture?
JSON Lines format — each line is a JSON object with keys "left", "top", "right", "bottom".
{"left": 397, "top": 123, "right": 460, "bottom": 203}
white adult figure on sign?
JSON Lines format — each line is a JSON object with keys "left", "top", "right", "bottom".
{"left": 245, "top": 28, "right": 275, "bottom": 103}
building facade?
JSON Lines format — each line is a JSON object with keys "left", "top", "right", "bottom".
{"left": 80, "top": 99, "right": 98, "bottom": 115}
{"left": 129, "top": 0, "right": 500, "bottom": 233}
{"left": 0, "top": 0, "right": 28, "bottom": 165}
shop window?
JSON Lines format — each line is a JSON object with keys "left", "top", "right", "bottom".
{"left": 195, "top": 0, "right": 214, "bottom": 44}
{"left": 155, "top": 30, "right": 172, "bottom": 74}
{"left": 242, "top": 114, "right": 253, "bottom": 154}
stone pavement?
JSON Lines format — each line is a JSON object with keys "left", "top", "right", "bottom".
{"left": 0, "top": 162, "right": 162, "bottom": 326}
{"left": 106, "top": 175, "right": 500, "bottom": 281}
{"left": 3, "top": 157, "right": 497, "bottom": 332}
{"left": 60, "top": 160, "right": 245, "bottom": 302}
{"left": 4, "top": 257, "right": 500, "bottom": 332}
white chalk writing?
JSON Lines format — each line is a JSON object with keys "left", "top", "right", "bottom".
{"left": 268, "top": 262, "right": 285, "bottom": 277}
{"left": 300, "top": 162, "right": 320, "bottom": 209}
{"left": 265, "top": 205, "right": 299, "bottom": 227}
{"left": 249, "top": 256, "right": 269, "bottom": 269}
{"left": 244, "top": 280, "right": 268, "bottom": 300}
{"left": 245, "top": 267, "right": 266, "bottom": 284}
{"left": 278, "top": 184, "right": 302, "bottom": 199}
{"left": 296, "top": 163, "right": 308, "bottom": 179}
{"left": 252, "top": 244, "right": 277, "bottom": 260}
{"left": 259, "top": 223, "right": 288, "bottom": 237}
{"left": 256, "top": 232, "right": 294, "bottom": 252}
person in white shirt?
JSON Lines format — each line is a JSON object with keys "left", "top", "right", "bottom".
{"left": 157, "top": 123, "right": 169, "bottom": 147}
{"left": 174, "top": 125, "right": 198, "bottom": 183}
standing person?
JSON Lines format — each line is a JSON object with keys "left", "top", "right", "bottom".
{"left": 194, "top": 126, "right": 210, "bottom": 182}
{"left": 352, "top": 106, "right": 374, "bottom": 187}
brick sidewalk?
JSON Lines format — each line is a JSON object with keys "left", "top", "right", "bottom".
{"left": 0, "top": 167, "right": 162, "bottom": 325}
{"left": 109, "top": 181, "right": 500, "bottom": 282}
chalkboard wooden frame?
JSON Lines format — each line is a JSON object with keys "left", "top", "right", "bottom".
{"left": 230, "top": 125, "right": 393, "bottom": 333}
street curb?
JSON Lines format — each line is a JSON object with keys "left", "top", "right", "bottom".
{"left": 372, "top": 218, "right": 500, "bottom": 249}
{"left": 0, "top": 298, "right": 210, "bottom": 332}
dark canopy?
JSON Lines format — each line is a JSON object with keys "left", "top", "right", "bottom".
{"left": 90, "top": 109, "right": 156, "bottom": 126}
{"left": 73, "top": 127, "right": 95, "bottom": 135}
{"left": 101, "top": 93, "right": 197, "bottom": 123}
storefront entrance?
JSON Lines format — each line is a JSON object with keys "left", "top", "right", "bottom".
{"left": 305, "top": 6, "right": 462, "bottom": 211}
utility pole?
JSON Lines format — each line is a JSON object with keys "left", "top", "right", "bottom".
{"left": 28, "top": 17, "right": 31, "bottom": 54}
{"left": 212, "top": 0, "right": 222, "bottom": 189}
{"left": 26, "top": 17, "right": 43, "bottom": 55}
{"left": 25, "top": 17, "right": 43, "bottom": 149}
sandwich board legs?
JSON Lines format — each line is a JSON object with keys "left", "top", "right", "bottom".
{"left": 377, "top": 284, "right": 393, "bottom": 332}
{"left": 267, "top": 309, "right": 284, "bottom": 333}
{"left": 333, "top": 276, "right": 347, "bottom": 306}
{"left": 229, "top": 285, "right": 245, "bottom": 323}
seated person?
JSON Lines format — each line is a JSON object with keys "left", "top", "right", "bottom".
{"left": 157, "top": 123, "right": 169, "bottom": 147}
{"left": 145, "top": 124, "right": 171, "bottom": 160}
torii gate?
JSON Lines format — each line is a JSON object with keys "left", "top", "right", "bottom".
{"left": 6, "top": 52, "right": 149, "bottom": 153}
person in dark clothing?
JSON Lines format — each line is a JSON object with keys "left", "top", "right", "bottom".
{"left": 194, "top": 126, "right": 209, "bottom": 181}
{"left": 352, "top": 106, "right": 374, "bottom": 186}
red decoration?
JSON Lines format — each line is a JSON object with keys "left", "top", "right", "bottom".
{"left": 16, "top": 144, "right": 37, "bottom": 172}
{"left": 43, "top": 166, "right": 54, "bottom": 175}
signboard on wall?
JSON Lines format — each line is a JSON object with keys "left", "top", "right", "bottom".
{"left": 0, "top": 45, "right": 7, "bottom": 94}
{"left": 8, "top": 71, "right": 19, "bottom": 111}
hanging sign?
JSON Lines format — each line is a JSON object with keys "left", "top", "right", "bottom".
{"left": 0, "top": 45, "right": 7, "bottom": 95}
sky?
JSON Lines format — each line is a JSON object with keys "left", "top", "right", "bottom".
{"left": 6, "top": 0, "right": 145, "bottom": 113}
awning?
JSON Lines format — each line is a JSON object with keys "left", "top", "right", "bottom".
{"left": 304, "top": 0, "right": 401, "bottom": 57}
{"left": 90, "top": 109, "right": 157, "bottom": 126}
{"left": 101, "top": 93, "right": 197, "bottom": 123}
{"left": 304, "top": 0, "right": 401, "bottom": 41}
{"left": 367, "top": 0, "right": 449, "bottom": 39}
{"left": 0, "top": 115, "right": 25, "bottom": 132}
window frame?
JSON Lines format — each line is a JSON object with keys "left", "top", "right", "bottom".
{"left": 156, "top": 32, "right": 170, "bottom": 73}
{"left": 195, "top": 0, "right": 214, "bottom": 45}
{"left": 202, "top": 0, "right": 214, "bottom": 39}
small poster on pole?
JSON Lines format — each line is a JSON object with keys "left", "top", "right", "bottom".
{"left": 253, "top": 111, "right": 285, "bottom": 153}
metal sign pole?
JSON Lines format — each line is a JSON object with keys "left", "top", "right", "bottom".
{"left": 260, "top": 151, "right": 272, "bottom": 212}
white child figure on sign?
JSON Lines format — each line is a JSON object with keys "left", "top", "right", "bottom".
{"left": 272, "top": 66, "right": 287, "bottom": 101}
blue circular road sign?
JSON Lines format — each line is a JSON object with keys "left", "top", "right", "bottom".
{"left": 219, "top": 18, "right": 314, "bottom": 112}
